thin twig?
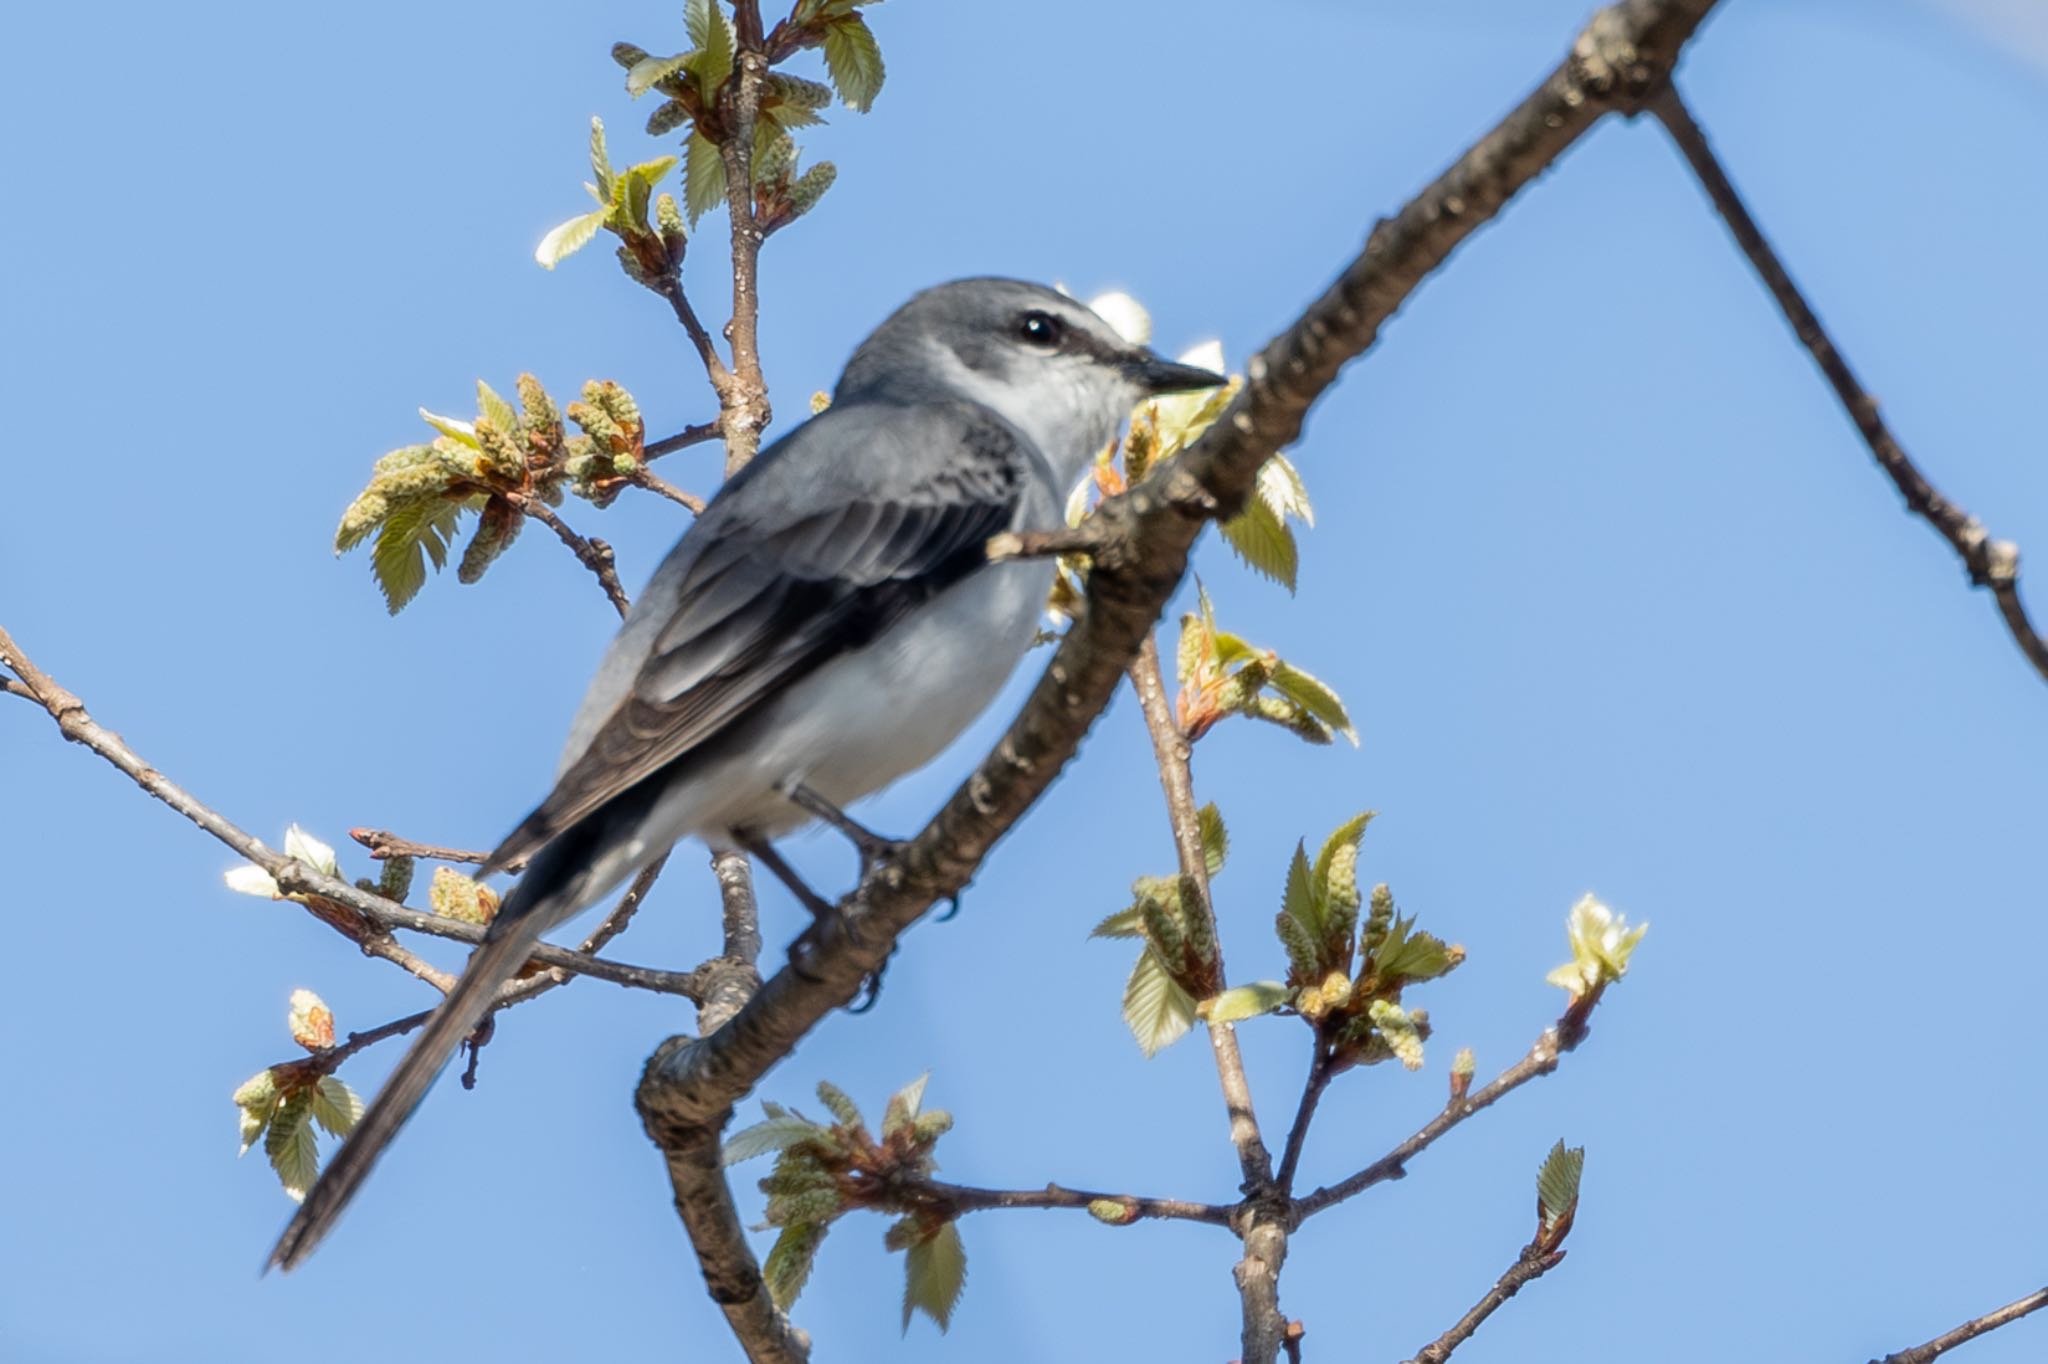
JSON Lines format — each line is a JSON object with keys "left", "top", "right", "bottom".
{"left": 1293, "top": 996, "right": 1605, "bottom": 1221}
{"left": 1400, "top": 1242, "right": 1568, "bottom": 1364}
{"left": 1871, "top": 1287, "right": 2048, "bottom": 1364}
{"left": 2, "top": 676, "right": 33, "bottom": 701}
{"left": 918, "top": 1178, "right": 1234, "bottom": 1227}
{"left": 633, "top": 466, "right": 708, "bottom": 514}
{"left": 349, "top": 829, "right": 490, "bottom": 866}
{"left": 645, "top": 419, "right": 724, "bottom": 460}
{"left": 516, "top": 497, "right": 631, "bottom": 617}
{"left": 1648, "top": 84, "right": 2048, "bottom": 686}
{"left": 360, "top": 936, "right": 456, "bottom": 993}
{"left": 984, "top": 525, "right": 1114, "bottom": 563}
{"left": 1273, "top": 1049, "right": 1335, "bottom": 1195}
{"left": 1128, "top": 633, "right": 1288, "bottom": 1362}
{"left": 0, "top": 625, "right": 700, "bottom": 999}
{"left": 657, "top": 277, "right": 732, "bottom": 391}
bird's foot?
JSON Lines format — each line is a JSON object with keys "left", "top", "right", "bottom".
{"left": 737, "top": 831, "right": 838, "bottom": 921}
{"left": 781, "top": 781, "right": 908, "bottom": 882}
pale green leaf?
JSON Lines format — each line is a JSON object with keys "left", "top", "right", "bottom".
{"left": 1311, "top": 812, "right": 1374, "bottom": 906}
{"left": 1202, "top": 980, "right": 1292, "bottom": 1024}
{"left": 626, "top": 52, "right": 692, "bottom": 99}
{"left": 1256, "top": 453, "right": 1313, "bottom": 527}
{"left": 620, "top": 155, "right": 679, "bottom": 232}
{"left": 1220, "top": 495, "right": 1298, "bottom": 591}
{"left": 1281, "top": 839, "right": 1320, "bottom": 941}
{"left": 764, "top": 1222, "right": 828, "bottom": 1310}
{"left": 687, "top": 0, "right": 735, "bottom": 103}
{"left": 882, "top": 1072, "right": 929, "bottom": 1138}
{"left": 416, "top": 408, "right": 479, "bottom": 447}
{"left": 684, "top": 130, "right": 726, "bottom": 223}
{"left": 902, "top": 1221, "right": 967, "bottom": 1333}
{"left": 1270, "top": 661, "right": 1355, "bottom": 745}
{"left": 1122, "top": 946, "right": 1198, "bottom": 1057}
{"left": 1089, "top": 904, "right": 1145, "bottom": 939}
{"left": 1375, "top": 913, "right": 1461, "bottom": 984}
{"left": 263, "top": 1090, "right": 320, "bottom": 1202}
{"left": 369, "top": 496, "right": 466, "bottom": 614}
{"left": 821, "top": 14, "right": 885, "bottom": 112}
{"left": 475, "top": 380, "right": 517, "bottom": 434}
{"left": 233, "top": 1069, "right": 279, "bottom": 1156}
{"left": 587, "top": 116, "right": 614, "bottom": 202}
{"left": 310, "top": 1076, "right": 364, "bottom": 1138}
{"left": 1197, "top": 802, "right": 1228, "bottom": 877}
{"left": 1536, "top": 1140, "right": 1585, "bottom": 1230}
{"left": 535, "top": 209, "right": 608, "bottom": 269}
{"left": 723, "top": 1115, "right": 824, "bottom": 1165}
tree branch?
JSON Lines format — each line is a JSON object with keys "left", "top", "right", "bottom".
{"left": 349, "top": 829, "right": 491, "bottom": 866}
{"left": 514, "top": 496, "right": 631, "bottom": 617}
{"left": 645, "top": 419, "right": 724, "bottom": 460}
{"left": 715, "top": 27, "right": 772, "bottom": 472}
{"left": 1127, "top": 634, "right": 1289, "bottom": 1362}
{"left": 634, "top": 0, "right": 1718, "bottom": 1164}
{"left": 1400, "top": 1241, "right": 1569, "bottom": 1364}
{"left": 633, "top": 466, "right": 708, "bottom": 514}
{"left": 1272, "top": 1048, "right": 1336, "bottom": 1195}
{"left": 1292, "top": 987, "right": 1610, "bottom": 1223}
{"left": 0, "top": 624, "right": 701, "bottom": 999}
{"left": 1647, "top": 83, "right": 2048, "bottom": 686}
{"left": 917, "top": 1178, "right": 1235, "bottom": 1227}
{"left": 1871, "top": 1287, "right": 2048, "bottom": 1364}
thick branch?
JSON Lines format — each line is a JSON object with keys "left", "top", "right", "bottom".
{"left": 1648, "top": 84, "right": 2048, "bottom": 686}
{"left": 0, "top": 625, "right": 700, "bottom": 999}
{"left": 642, "top": 1115, "right": 809, "bottom": 1364}
{"left": 1871, "top": 1287, "right": 2048, "bottom": 1364}
{"left": 635, "top": 0, "right": 1718, "bottom": 1140}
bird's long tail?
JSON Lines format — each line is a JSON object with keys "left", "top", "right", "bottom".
{"left": 264, "top": 883, "right": 562, "bottom": 1273}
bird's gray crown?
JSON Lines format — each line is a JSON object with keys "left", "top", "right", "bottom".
{"left": 835, "top": 278, "right": 1222, "bottom": 487}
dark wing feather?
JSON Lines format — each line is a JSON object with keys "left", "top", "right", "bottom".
{"left": 483, "top": 405, "right": 1025, "bottom": 873}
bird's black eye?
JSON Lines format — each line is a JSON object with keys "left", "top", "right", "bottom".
{"left": 1017, "top": 310, "right": 1064, "bottom": 348}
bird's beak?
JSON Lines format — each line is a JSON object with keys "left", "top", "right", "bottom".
{"left": 1126, "top": 351, "right": 1227, "bottom": 395}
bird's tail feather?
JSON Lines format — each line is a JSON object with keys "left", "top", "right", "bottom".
{"left": 264, "top": 911, "right": 551, "bottom": 1273}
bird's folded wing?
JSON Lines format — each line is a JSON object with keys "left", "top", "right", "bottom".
{"left": 483, "top": 403, "right": 1028, "bottom": 873}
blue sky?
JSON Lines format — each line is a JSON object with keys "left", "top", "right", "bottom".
{"left": 4, "top": 2, "right": 2046, "bottom": 1361}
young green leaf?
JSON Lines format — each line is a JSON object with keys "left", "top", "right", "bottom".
{"left": 369, "top": 496, "right": 467, "bottom": 614}
{"left": 723, "top": 1114, "right": 824, "bottom": 1165}
{"left": 264, "top": 1090, "right": 320, "bottom": 1202}
{"left": 1220, "top": 493, "right": 1298, "bottom": 591}
{"left": 901, "top": 1221, "right": 967, "bottom": 1333}
{"left": 1122, "top": 946, "right": 1198, "bottom": 1057}
{"left": 1256, "top": 454, "right": 1313, "bottom": 526}
{"left": 684, "top": 130, "right": 726, "bottom": 223}
{"left": 821, "top": 14, "right": 885, "bottom": 112}
{"left": 882, "top": 1073, "right": 929, "bottom": 1139}
{"left": 232, "top": 1069, "right": 280, "bottom": 1156}
{"left": 587, "top": 116, "right": 615, "bottom": 202}
{"left": 1270, "top": 660, "right": 1355, "bottom": 745}
{"left": 1281, "top": 840, "right": 1321, "bottom": 943}
{"left": 1536, "top": 1140, "right": 1585, "bottom": 1232}
{"left": 626, "top": 52, "right": 692, "bottom": 99}
{"left": 534, "top": 209, "right": 607, "bottom": 268}
{"left": 309, "top": 1076, "right": 364, "bottom": 1137}
{"left": 1197, "top": 802, "right": 1228, "bottom": 877}
{"left": 764, "top": 1221, "right": 828, "bottom": 1310}
{"left": 1374, "top": 912, "right": 1463, "bottom": 984}
{"left": 1088, "top": 903, "right": 1145, "bottom": 939}
{"left": 686, "top": 0, "right": 735, "bottom": 103}
{"left": 1201, "top": 981, "right": 1293, "bottom": 1025}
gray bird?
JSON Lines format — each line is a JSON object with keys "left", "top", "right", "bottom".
{"left": 267, "top": 277, "right": 1224, "bottom": 1271}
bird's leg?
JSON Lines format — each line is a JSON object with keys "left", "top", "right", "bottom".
{"left": 780, "top": 781, "right": 907, "bottom": 881}
{"left": 734, "top": 831, "right": 837, "bottom": 921}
